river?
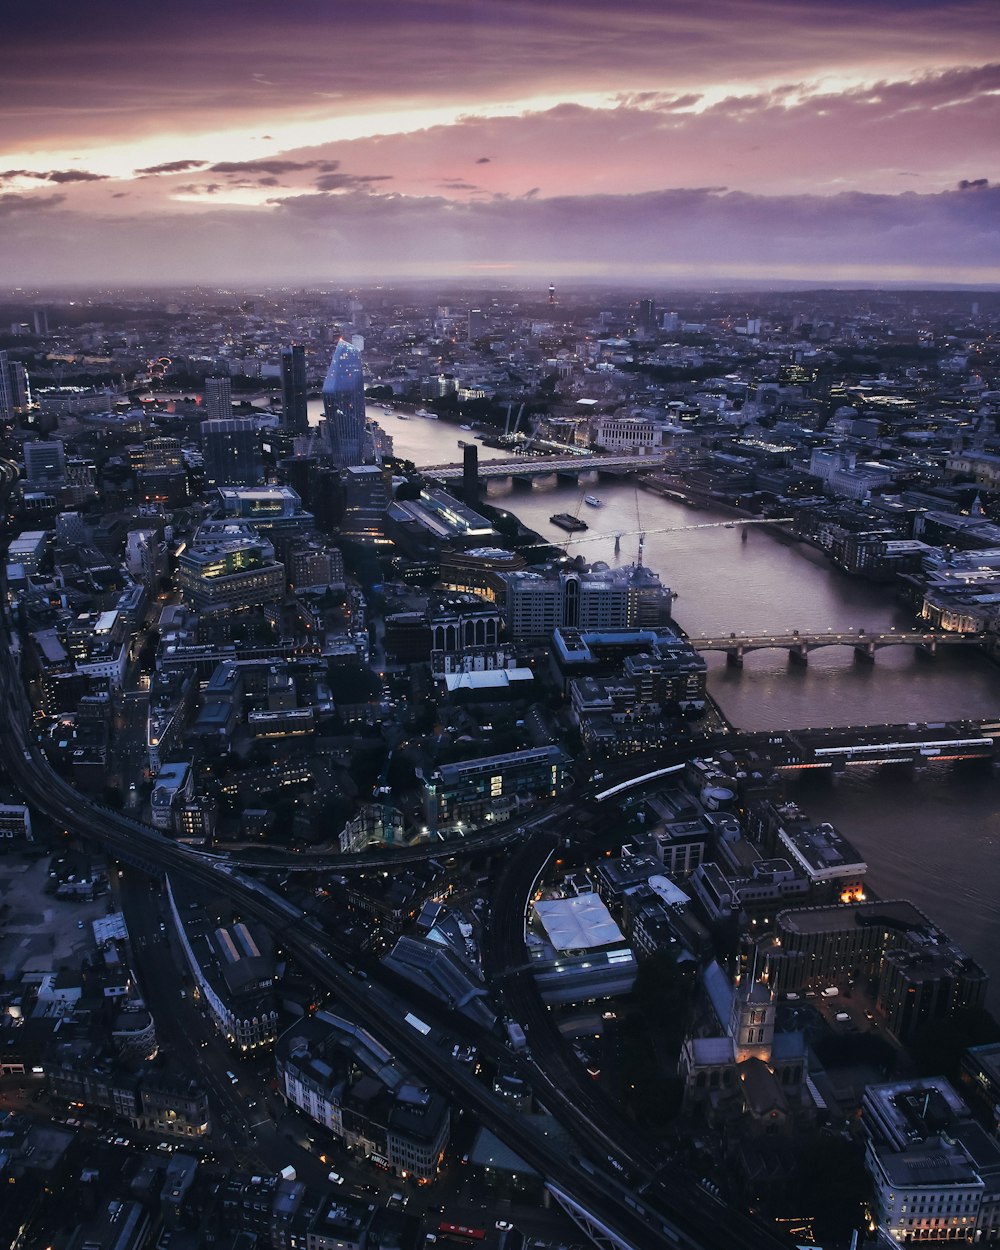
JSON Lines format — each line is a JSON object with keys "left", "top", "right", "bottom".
{"left": 321, "top": 407, "right": 1000, "bottom": 1001}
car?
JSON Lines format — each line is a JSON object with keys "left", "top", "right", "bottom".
{"left": 327, "top": 1171, "right": 345, "bottom": 1185}
{"left": 822, "top": 986, "right": 840, "bottom": 998}
{"left": 76, "top": 920, "right": 86, "bottom": 929}
{"left": 226, "top": 1071, "right": 238, "bottom": 1084}
{"left": 496, "top": 1221, "right": 514, "bottom": 1231}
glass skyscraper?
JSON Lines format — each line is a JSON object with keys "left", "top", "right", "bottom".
{"left": 322, "top": 340, "right": 366, "bottom": 469}
{"left": 280, "top": 344, "right": 308, "bottom": 434}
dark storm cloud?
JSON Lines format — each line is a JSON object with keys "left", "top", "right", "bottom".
{"left": 42, "top": 169, "right": 109, "bottom": 183}
{"left": 0, "top": 182, "right": 996, "bottom": 283}
{"left": 135, "top": 159, "right": 209, "bottom": 176}
{"left": 313, "top": 172, "right": 394, "bottom": 191}
{"left": 475, "top": 157, "right": 491, "bottom": 164}
{"left": 959, "top": 178, "right": 990, "bottom": 190}
{"left": 3, "top": 0, "right": 998, "bottom": 150}
{"left": 0, "top": 168, "right": 107, "bottom": 184}
{"left": 0, "top": 192, "right": 66, "bottom": 216}
{"left": 208, "top": 159, "right": 340, "bottom": 176}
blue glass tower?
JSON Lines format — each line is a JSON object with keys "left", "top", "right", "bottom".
{"left": 322, "top": 340, "right": 366, "bottom": 468}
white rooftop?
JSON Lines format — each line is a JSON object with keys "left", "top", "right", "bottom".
{"left": 533, "top": 894, "right": 625, "bottom": 952}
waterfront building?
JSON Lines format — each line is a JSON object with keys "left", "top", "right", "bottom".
{"left": 322, "top": 340, "right": 367, "bottom": 468}
{"left": 280, "top": 343, "right": 309, "bottom": 434}
{"left": 499, "top": 565, "right": 673, "bottom": 642}
{"left": 593, "top": 411, "right": 662, "bottom": 452}
{"left": 204, "top": 375, "right": 232, "bottom": 422}
{"left": 438, "top": 546, "right": 527, "bottom": 603}
{"left": 764, "top": 900, "right": 989, "bottom": 1038}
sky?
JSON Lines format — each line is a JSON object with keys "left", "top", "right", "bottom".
{"left": 1, "top": 0, "right": 998, "bottom": 288}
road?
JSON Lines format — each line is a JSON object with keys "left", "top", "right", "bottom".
{"left": 0, "top": 504, "right": 792, "bottom": 1250}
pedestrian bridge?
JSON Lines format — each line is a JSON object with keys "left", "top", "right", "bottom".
{"left": 691, "top": 628, "right": 984, "bottom": 665}
{"left": 418, "top": 452, "right": 671, "bottom": 480}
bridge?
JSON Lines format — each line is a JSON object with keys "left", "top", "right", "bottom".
{"left": 738, "top": 720, "right": 997, "bottom": 772}
{"left": 691, "top": 627, "right": 984, "bottom": 665}
{"left": 417, "top": 452, "right": 672, "bottom": 482}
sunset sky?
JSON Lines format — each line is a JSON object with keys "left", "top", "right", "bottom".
{"left": 2, "top": 0, "right": 998, "bottom": 286}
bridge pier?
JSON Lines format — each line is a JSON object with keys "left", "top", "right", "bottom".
{"left": 917, "top": 638, "right": 938, "bottom": 659}
{"left": 726, "top": 646, "right": 744, "bottom": 668}
{"left": 788, "top": 644, "right": 808, "bottom": 665}
{"left": 853, "top": 641, "right": 876, "bottom": 663}
{"left": 510, "top": 476, "right": 535, "bottom": 491}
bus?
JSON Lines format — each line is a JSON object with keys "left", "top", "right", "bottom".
{"left": 437, "top": 1224, "right": 486, "bottom": 1243}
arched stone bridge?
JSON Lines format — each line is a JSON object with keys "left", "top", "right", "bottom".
{"left": 690, "top": 628, "right": 985, "bottom": 666}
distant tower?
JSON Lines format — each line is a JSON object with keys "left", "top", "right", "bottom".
{"left": 201, "top": 418, "right": 261, "bottom": 487}
{"left": 468, "top": 309, "right": 486, "bottom": 341}
{"left": 322, "top": 340, "right": 367, "bottom": 469}
{"left": 279, "top": 344, "right": 309, "bottom": 435}
{"left": 204, "top": 376, "right": 232, "bottom": 422}
{"left": 548, "top": 283, "right": 556, "bottom": 306}
{"left": 33, "top": 310, "right": 49, "bottom": 336}
{"left": 462, "top": 443, "right": 480, "bottom": 506}
{"left": 0, "top": 351, "right": 13, "bottom": 421}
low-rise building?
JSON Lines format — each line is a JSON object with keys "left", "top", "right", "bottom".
{"left": 276, "top": 1011, "right": 450, "bottom": 1180}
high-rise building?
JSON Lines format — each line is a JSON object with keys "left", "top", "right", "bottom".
{"left": 322, "top": 340, "right": 366, "bottom": 469}
{"left": 0, "top": 351, "right": 27, "bottom": 420}
{"left": 279, "top": 344, "right": 308, "bottom": 435}
{"left": 468, "top": 309, "right": 486, "bottom": 341}
{"left": 201, "top": 418, "right": 261, "bottom": 487}
{"left": 204, "top": 376, "right": 233, "bottom": 422}
{"left": 0, "top": 351, "right": 12, "bottom": 421}
{"left": 23, "top": 438, "right": 66, "bottom": 485}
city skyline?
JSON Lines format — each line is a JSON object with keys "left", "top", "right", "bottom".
{"left": 1, "top": 0, "right": 998, "bottom": 286}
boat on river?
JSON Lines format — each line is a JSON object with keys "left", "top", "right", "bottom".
{"left": 584, "top": 495, "right": 604, "bottom": 508}
{"left": 550, "top": 513, "right": 588, "bottom": 533}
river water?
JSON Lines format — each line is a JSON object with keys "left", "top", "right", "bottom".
{"left": 307, "top": 407, "right": 1000, "bottom": 1000}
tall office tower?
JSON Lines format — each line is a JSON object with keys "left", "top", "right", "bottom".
{"left": 204, "top": 376, "right": 233, "bottom": 422}
{"left": 280, "top": 344, "right": 309, "bottom": 434}
{"left": 322, "top": 340, "right": 367, "bottom": 469}
{"left": 33, "top": 310, "right": 49, "bottom": 336}
{"left": 638, "top": 298, "right": 656, "bottom": 333}
{"left": 7, "top": 360, "right": 30, "bottom": 413}
{"left": 201, "top": 418, "right": 261, "bottom": 487}
{"left": 23, "top": 438, "right": 66, "bottom": 485}
{"left": 0, "top": 351, "right": 11, "bottom": 421}
{"left": 468, "top": 309, "right": 486, "bottom": 341}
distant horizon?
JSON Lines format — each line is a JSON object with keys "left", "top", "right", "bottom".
{"left": 3, "top": 278, "right": 1000, "bottom": 300}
